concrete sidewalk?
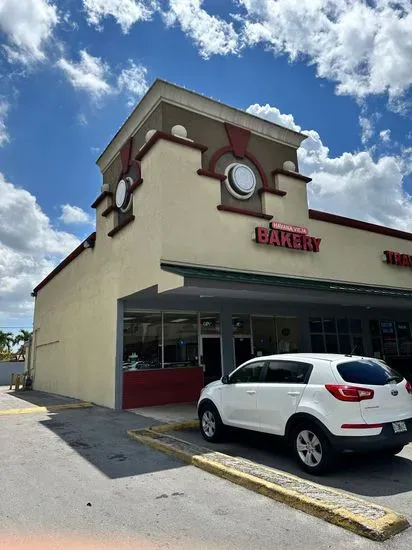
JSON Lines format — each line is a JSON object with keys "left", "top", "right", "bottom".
{"left": 0, "top": 386, "right": 89, "bottom": 412}
{"left": 128, "top": 402, "right": 197, "bottom": 424}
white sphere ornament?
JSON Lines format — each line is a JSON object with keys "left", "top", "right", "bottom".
{"left": 283, "top": 160, "right": 296, "bottom": 172}
{"left": 145, "top": 129, "right": 156, "bottom": 142}
{"left": 171, "top": 125, "right": 188, "bottom": 139}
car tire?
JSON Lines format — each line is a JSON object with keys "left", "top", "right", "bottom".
{"left": 382, "top": 445, "right": 404, "bottom": 457}
{"left": 199, "top": 403, "right": 225, "bottom": 443}
{"left": 292, "top": 422, "right": 336, "bottom": 475}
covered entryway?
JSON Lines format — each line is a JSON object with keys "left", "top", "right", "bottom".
{"left": 117, "top": 263, "right": 412, "bottom": 409}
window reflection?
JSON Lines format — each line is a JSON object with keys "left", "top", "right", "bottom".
{"left": 163, "top": 314, "right": 198, "bottom": 368}
{"left": 123, "top": 313, "right": 161, "bottom": 370}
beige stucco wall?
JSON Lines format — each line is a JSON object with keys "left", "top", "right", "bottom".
{"left": 33, "top": 114, "right": 412, "bottom": 407}
{"left": 152, "top": 140, "right": 412, "bottom": 290}
{"left": 33, "top": 149, "right": 164, "bottom": 407}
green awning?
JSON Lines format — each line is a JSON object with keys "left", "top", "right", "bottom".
{"left": 160, "top": 262, "right": 412, "bottom": 299}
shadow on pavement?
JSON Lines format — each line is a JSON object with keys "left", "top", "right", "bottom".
{"left": 3, "top": 389, "right": 85, "bottom": 408}
{"left": 0, "top": 387, "right": 186, "bottom": 480}
{"left": 177, "top": 427, "right": 412, "bottom": 499}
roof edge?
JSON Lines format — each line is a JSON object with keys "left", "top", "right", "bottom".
{"left": 96, "top": 79, "right": 308, "bottom": 173}
{"left": 309, "top": 210, "right": 412, "bottom": 242}
{"left": 32, "top": 233, "right": 96, "bottom": 296}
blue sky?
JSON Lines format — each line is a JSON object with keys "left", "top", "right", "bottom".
{"left": 1, "top": 0, "right": 412, "bottom": 332}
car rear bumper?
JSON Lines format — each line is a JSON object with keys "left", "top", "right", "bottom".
{"left": 328, "top": 417, "right": 412, "bottom": 453}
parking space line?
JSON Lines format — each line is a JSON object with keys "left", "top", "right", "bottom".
{"left": 128, "top": 423, "right": 409, "bottom": 542}
{"left": 0, "top": 402, "right": 93, "bottom": 416}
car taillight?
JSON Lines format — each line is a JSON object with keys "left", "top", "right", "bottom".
{"left": 406, "top": 381, "right": 412, "bottom": 395}
{"left": 325, "top": 384, "right": 374, "bottom": 402}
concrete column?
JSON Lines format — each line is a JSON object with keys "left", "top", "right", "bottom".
{"left": 114, "top": 300, "right": 124, "bottom": 410}
{"left": 220, "top": 309, "right": 235, "bottom": 375}
{"left": 299, "top": 315, "right": 311, "bottom": 352}
{"left": 361, "top": 316, "right": 373, "bottom": 357}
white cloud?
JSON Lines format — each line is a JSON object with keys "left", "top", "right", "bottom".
{"left": 82, "top": 0, "right": 155, "bottom": 32}
{"left": 59, "top": 204, "right": 94, "bottom": 225}
{"left": 239, "top": 0, "right": 412, "bottom": 102}
{"left": 57, "top": 50, "right": 149, "bottom": 105}
{"left": 0, "top": 0, "right": 59, "bottom": 64}
{"left": 162, "top": 0, "right": 239, "bottom": 58}
{"left": 247, "top": 103, "right": 412, "bottom": 232}
{"left": 359, "top": 116, "right": 374, "bottom": 145}
{"left": 56, "top": 50, "right": 113, "bottom": 100}
{"left": 0, "top": 100, "right": 9, "bottom": 146}
{"left": 117, "top": 59, "right": 148, "bottom": 106}
{"left": 380, "top": 129, "right": 391, "bottom": 143}
{"left": 0, "top": 172, "right": 80, "bottom": 323}
{"left": 76, "top": 113, "right": 88, "bottom": 126}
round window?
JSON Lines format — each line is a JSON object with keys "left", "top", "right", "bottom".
{"left": 115, "top": 177, "right": 132, "bottom": 212}
{"left": 225, "top": 163, "right": 257, "bottom": 199}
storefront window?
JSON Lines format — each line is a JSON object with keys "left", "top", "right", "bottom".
{"left": 309, "top": 317, "right": 363, "bottom": 355}
{"left": 232, "top": 314, "right": 251, "bottom": 335}
{"left": 252, "top": 317, "right": 277, "bottom": 356}
{"left": 369, "top": 320, "right": 412, "bottom": 359}
{"left": 163, "top": 314, "right": 198, "bottom": 368}
{"left": 123, "top": 313, "right": 162, "bottom": 370}
{"left": 276, "top": 317, "right": 300, "bottom": 354}
{"left": 200, "top": 314, "right": 220, "bottom": 335}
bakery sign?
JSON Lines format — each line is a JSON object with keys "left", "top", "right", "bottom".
{"left": 254, "top": 221, "right": 322, "bottom": 253}
{"left": 384, "top": 250, "right": 412, "bottom": 268}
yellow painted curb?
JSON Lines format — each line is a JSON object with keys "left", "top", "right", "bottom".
{"left": 128, "top": 425, "right": 409, "bottom": 542}
{"left": 0, "top": 402, "right": 93, "bottom": 416}
{"left": 150, "top": 419, "right": 199, "bottom": 433}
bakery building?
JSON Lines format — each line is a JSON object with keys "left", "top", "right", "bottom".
{"left": 30, "top": 80, "right": 412, "bottom": 409}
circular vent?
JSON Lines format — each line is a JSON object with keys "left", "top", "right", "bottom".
{"left": 225, "top": 163, "right": 257, "bottom": 199}
{"left": 115, "top": 177, "right": 133, "bottom": 212}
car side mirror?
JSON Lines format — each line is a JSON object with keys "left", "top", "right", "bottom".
{"left": 221, "top": 375, "right": 230, "bottom": 384}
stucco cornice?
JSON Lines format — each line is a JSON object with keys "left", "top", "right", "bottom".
{"left": 96, "top": 79, "right": 307, "bottom": 174}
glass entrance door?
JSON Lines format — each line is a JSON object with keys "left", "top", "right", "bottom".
{"left": 202, "top": 337, "right": 222, "bottom": 385}
{"left": 234, "top": 337, "right": 252, "bottom": 367}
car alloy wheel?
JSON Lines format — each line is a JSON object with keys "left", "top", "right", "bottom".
{"left": 296, "top": 429, "right": 323, "bottom": 467}
{"left": 202, "top": 410, "right": 216, "bottom": 438}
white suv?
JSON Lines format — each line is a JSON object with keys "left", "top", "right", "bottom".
{"left": 197, "top": 353, "right": 412, "bottom": 474}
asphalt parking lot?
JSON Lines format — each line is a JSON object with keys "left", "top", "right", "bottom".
{"left": 172, "top": 426, "right": 412, "bottom": 522}
{"left": 1, "top": 388, "right": 412, "bottom": 549}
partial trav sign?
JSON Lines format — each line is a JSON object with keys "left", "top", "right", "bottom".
{"left": 384, "top": 250, "right": 412, "bottom": 268}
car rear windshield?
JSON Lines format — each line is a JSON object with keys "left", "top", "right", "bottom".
{"left": 337, "top": 359, "right": 403, "bottom": 385}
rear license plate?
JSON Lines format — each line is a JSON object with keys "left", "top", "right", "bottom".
{"left": 392, "top": 421, "right": 407, "bottom": 434}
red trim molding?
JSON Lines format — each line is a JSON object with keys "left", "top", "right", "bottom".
{"left": 120, "top": 138, "right": 132, "bottom": 174}
{"left": 129, "top": 177, "right": 143, "bottom": 193}
{"left": 136, "top": 131, "right": 207, "bottom": 162}
{"left": 259, "top": 188, "right": 287, "bottom": 198}
{"left": 209, "top": 147, "right": 269, "bottom": 189}
{"left": 32, "top": 233, "right": 96, "bottom": 296}
{"left": 102, "top": 204, "right": 116, "bottom": 217}
{"left": 309, "top": 210, "right": 412, "bottom": 242}
{"left": 108, "top": 215, "right": 135, "bottom": 237}
{"left": 272, "top": 168, "right": 312, "bottom": 183}
{"left": 217, "top": 204, "right": 273, "bottom": 220}
{"left": 91, "top": 191, "right": 112, "bottom": 209}
{"left": 197, "top": 168, "right": 226, "bottom": 181}
{"left": 224, "top": 123, "right": 251, "bottom": 158}
{"left": 209, "top": 145, "right": 232, "bottom": 173}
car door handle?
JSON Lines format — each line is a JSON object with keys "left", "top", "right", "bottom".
{"left": 288, "top": 391, "right": 301, "bottom": 397}
{"left": 246, "top": 390, "right": 256, "bottom": 395}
